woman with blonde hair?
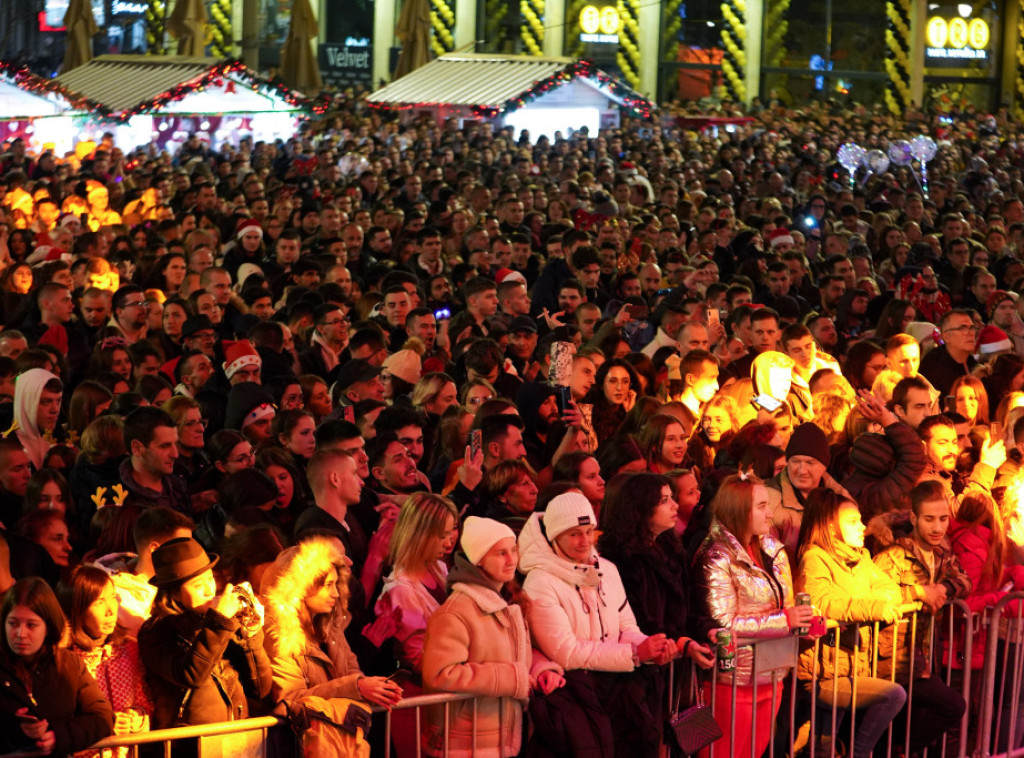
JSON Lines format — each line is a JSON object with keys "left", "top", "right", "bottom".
{"left": 261, "top": 535, "right": 402, "bottom": 708}
{"left": 694, "top": 473, "right": 811, "bottom": 758}
{"left": 684, "top": 394, "right": 740, "bottom": 473}
{"left": 368, "top": 493, "right": 459, "bottom": 673}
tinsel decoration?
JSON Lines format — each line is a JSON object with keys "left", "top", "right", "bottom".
{"left": 884, "top": 0, "right": 912, "bottom": 114}
{"left": 431, "top": 0, "right": 456, "bottom": 56}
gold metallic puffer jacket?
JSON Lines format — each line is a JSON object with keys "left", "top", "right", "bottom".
{"left": 695, "top": 519, "right": 795, "bottom": 686}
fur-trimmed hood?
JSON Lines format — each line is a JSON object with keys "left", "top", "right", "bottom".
{"left": 260, "top": 536, "right": 349, "bottom": 661}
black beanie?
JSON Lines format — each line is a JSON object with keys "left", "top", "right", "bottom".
{"left": 785, "top": 423, "right": 831, "bottom": 467}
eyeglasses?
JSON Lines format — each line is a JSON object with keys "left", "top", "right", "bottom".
{"left": 125, "top": 301, "right": 147, "bottom": 309}
{"left": 944, "top": 325, "right": 980, "bottom": 334}
{"left": 468, "top": 395, "right": 494, "bottom": 405}
{"left": 321, "top": 319, "right": 348, "bottom": 327}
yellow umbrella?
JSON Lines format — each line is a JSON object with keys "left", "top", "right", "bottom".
{"left": 168, "top": 0, "right": 209, "bottom": 56}
{"left": 279, "top": 0, "right": 323, "bottom": 93}
{"left": 394, "top": 0, "right": 432, "bottom": 79}
{"left": 61, "top": 0, "right": 98, "bottom": 73}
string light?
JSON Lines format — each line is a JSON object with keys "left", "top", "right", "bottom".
{"left": 367, "top": 59, "right": 654, "bottom": 120}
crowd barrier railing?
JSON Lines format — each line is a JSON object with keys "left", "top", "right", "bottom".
{"left": 9, "top": 595, "right": 1024, "bottom": 758}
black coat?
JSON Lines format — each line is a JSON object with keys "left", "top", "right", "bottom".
{"left": 0, "top": 647, "right": 114, "bottom": 756}
{"left": 523, "top": 669, "right": 615, "bottom": 758}
{"left": 138, "top": 607, "right": 272, "bottom": 729}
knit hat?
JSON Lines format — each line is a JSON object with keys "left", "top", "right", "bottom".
{"left": 986, "top": 290, "right": 1013, "bottom": 321}
{"left": 382, "top": 349, "right": 422, "bottom": 386}
{"left": 223, "top": 341, "right": 262, "bottom": 380}
{"left": 236, "top": 218, "right": 264, "bottom": 240}
{"left": 543, "top": 491, "right": 597, "bottom": 541}
{"left": 977, "top": 324, "right": 1012, "bottom": 356}
{"left": 224, "top": 382, "right": 275, "bottom": 431}
{"left": 461, "top": 516, "right": 516, "bottom": 565}
{"left": 785, "top": 423, "right": 831, "bottom": 467}
{"left": 768, "top": 228, "right": 795, "bottom": 249}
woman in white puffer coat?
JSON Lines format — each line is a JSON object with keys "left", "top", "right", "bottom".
{"left": 517, "top": 491, "right": 675, "bottom": 756}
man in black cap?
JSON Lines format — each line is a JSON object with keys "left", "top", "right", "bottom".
{"left": 332, "top": 359, "right": 385, "bottom": 408}
{"left": 767, "top": 422, "right": 853, "bottom": 562}
{"left": 180, "top": 315, "right": 218, "bottom": 359}
{"left": 505, "top": 315, "right": 538, "bottom": 378}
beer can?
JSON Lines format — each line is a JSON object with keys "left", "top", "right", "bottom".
{"left": 796, "top": 592, "right": 812, "bottom": 636}
{"left": 716, "top": 629, "right": 736, "bottom": 672}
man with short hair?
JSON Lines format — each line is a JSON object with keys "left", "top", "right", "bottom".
{"left": 642, "top": 304, "right": 686, "bottom": 357}
{"left": 463, "top": 276, "right": 499, "bottom": 336}
{"left": 97, "top": 507, "right": 195, "bottom": 637}
{"left": 111, "top": 285, "right": 149, "bottom": 344}
{"left": 891, "top": 377, "right": 935, "bottom": 430}
{"left": 918, "top": 414, "right": 1005, "bottom": 509}
{"left": 367, "top": 430, "right": 424, "bottom": 496}
{"left": 676, "top": 349, "right": 719, "bottom": 434}
{"left": 919, "top": 310, "right": 977, "bottom": 398}
{"left": 78, "top": 287, "right": 112, "bottom": 332}
{"left": 725, "top": 308, "right": 780, "bottom": 381}
{"left": 334, "top": 359, "right": 386, "bottom": 406}
{"left": 120, "top": 406, "right": 189, "bottom": 513}
{"left": 807, "top": 314, "right": 839, "bottom": 356}
{"left": 300, "top": 304, "right": 349, "bottom": 378}
{"left": 375, "top": 406, "right": 427, "bottom": 469}
{"left": 173, "top": 349, "right": 214, "bottom": 398}
{"left": 0, "top": 439, "right": 30, "bottom": 529}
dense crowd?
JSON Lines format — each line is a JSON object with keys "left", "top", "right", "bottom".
{"left": 2, "top": 95, "right": 1024, "bottom": 757}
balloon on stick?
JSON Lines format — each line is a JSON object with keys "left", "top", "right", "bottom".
{"left": 910, "top": 135, "right": 937, "bottom": 198}
{"left": 837, "top": 143, "right": 866, "bottom": 188}
{"left": 862, "top": 149, "right": 890, "bottom": 177}
{"left": 888, "top": 140, "right": 913, "bottom": 166}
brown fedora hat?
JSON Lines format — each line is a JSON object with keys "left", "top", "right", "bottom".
{"left": 149, "top": 537, "right": 219, "bottom": 587}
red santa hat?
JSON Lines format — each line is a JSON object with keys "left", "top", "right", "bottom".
{"left": 977, "top": 325, "right": 1012, "bottom": 356}
{"left": 768, "top": 228, "right": 795, "bottom": 249}
{"left": 495, "top": 268, "right": 527, "bottom": 286}
{"left": 235, "top": 218, "right": 264, "bottom": 240}
{"left": 222, "top": 341, "right": 262, "bottom": 379}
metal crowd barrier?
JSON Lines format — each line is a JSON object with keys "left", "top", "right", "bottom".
{"left": 693, "top": 594, "right": 1024, "bottom": 758}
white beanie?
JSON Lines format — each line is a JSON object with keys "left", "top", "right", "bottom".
{"left": 461, "top": 516, "right": 515, "bottom": 565}
{"left": 543, "top": 492, "right": 596, "bottom": 541}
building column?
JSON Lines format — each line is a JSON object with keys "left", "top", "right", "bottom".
{"left": 1002, "top": 0, "right": 1021, "bottom": 117}
{"left": 909, "top": 0, "right": 925, "bottom": 107}
{"left": 637, "top": 0, "right": 659, "bottom": 97}
{"left": 744, "top": 0, "right": 763, "bottom": 104}
{"left": 374, "top": 0, "right": 398, "bottom": 83}
{"left": 454, "top": 0, "right": 478, "bottom": 49}
{"left": 544, "top": 0, "right": 564, "bottom": 57}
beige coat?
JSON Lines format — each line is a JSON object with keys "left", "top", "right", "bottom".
{"left": 422, "top": 573, "right": 561, "bottom": 758}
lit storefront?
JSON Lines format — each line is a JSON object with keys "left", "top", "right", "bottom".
{"left": 364, "top": 0, "right": 1021, "bottom": 112}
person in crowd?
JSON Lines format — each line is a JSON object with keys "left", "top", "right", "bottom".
{"left": 694, "top": 473, "right": 810, "bottom": 758}
{"left": 0, "top": 577, "right": 114, "bottom": 755}
{"left": 636, "top": 414, "right": 689, "bottom": 474}
{"left": 795, "top": 488, "right": 907, "bottom": 758}
{"left": 261, "top": 535, "right": 403, "bottom": 707}
{"left": 423, "top": 516, "right": 565, "bottom": 757}
{"left": 598, "top": 473, "right": 714, "bottom": 756}
{"left": 768, "top": 422, "right": 853, "bottom": 560}
{"left": 481, "top": 458, "right": 539, "bottom": 534}
{"left": 518, "top": 490, "right": 674, "bottom": 757}
{"left": 366, "top": 492, "right": 458, "bottom": 674}
{"left": 13, "top": 367, "right": 63, "bottom": 469}
{"left": 685, "top": 394, "right": 740, "bottom": 472}
{"left": 61, "top": 565, "right": 153, "bottom": 745}
{"left": 137, "top": 537, "right": 273, "bottom": 728}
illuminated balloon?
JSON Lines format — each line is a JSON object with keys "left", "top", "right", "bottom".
{"left": 837, "top": 143, "right": 866, "bottom": 173}
{"left": 863, "top": 149, "right": 890, "bottom": 175}
{"left": 888, "top": 140, "right": 913, "bottom": 166}
{"left": 910, "top": 135, "right": 938, "bottom": 163}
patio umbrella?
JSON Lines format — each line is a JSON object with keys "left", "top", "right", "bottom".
{"left": 279, "top": 0, "right": 323, "bottom": 93}
{"left": 168, "top": 0, "right": 208, "bottom": 56}
{"left": 61, "top": 0, "right": 98, "bottom": 73}
{"left": 394, "top": 0, "right": 432, "bottom": 79}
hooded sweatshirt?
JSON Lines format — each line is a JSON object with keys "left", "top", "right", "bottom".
{"left": 517, "top": 511, "right": 647, "bottom": 672}
{"left": 14, "top": 367, "right": 59, "bottom": 469}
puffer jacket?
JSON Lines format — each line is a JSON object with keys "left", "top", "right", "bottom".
{"left": 843, "top": 422, "right": 927, "bottom": 522}
{"left": 518, "top": 511, "right": 648, "bottom": 672}
{"left": 694, "top": 519, "right": 795, "bottom": 686}
{"left": 422, "top": 554, "right": 563, "bottom": 758}
{"left": 768, "top": 468, "right": 852, "bottom": 563}
{"left": 0, "top": 646, "right": 114, "bottom": 756}
{"left": 138, "top": 607, "right": 273, "bottom": 729}
{"left": 261, "top": 539, "right": 365, "bottom": 705}
{"left": 796, "top": 542, "right": 903, "bottom": 681}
